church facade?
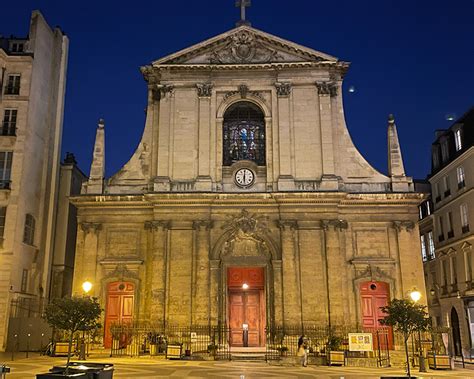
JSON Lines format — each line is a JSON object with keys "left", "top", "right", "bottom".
{"left": 72, "top": 25, "right": 425, "bottom": 347}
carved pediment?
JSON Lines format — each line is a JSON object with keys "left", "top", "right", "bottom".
{"left": 152, "top": 26, "right": 338, "bottom": 66}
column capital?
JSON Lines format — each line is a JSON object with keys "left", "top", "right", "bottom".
{"left": 321, "top": 219, "right": 348, "bottom": 231}
{"left": 196, "top": 83, "right": 213, "bottom": 98}
{"left": 274, "top": 82, "right": 292, "bottom": 97}
{"left": 80, "top": 222, "right": 102, "bottom": 235}
{"left": 392, "top": 220, "right": 415, "bottom": 233}
{"left": 144, "top": 220, "right": 171, "bottom": 231}
{"left": 155, "top": 84, "right": 174, "bottom": 100}
{"left": 193, "top": 220, "right": 214, "bottom": 231}
{"left": 277, "top": 220, "right": 298, "bottom": 230}
{"left": 316, "top": 81, "right": 338, "bottom": 97}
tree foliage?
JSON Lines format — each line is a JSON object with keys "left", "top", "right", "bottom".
{"left": 44, "top": 296, "right": 102, "bottom": 370}
{"left": 45, "top": 296, "right": 102, "bottom": 333}
{"left": 379, "top": 298, "right": 430, "bottom": 340}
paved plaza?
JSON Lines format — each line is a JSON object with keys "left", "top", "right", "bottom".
{"left": 1, "top": 353, "right": 473, "bottom": 379}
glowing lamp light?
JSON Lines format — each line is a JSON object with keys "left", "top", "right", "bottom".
{"left": 82, "top": 281, "right": 93, "bottom": 294}
{"left": 410, "top": 289, "right": 421, "bottom": 303}
{"left": 242, "top": 283, "right": 249, "bottom": 290}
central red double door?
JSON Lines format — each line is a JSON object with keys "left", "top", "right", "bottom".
{"left": 228, "top": 267, "right": 265, "bottom": 347}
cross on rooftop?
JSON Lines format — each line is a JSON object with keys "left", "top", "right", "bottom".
{"left": 235, "top": 0, "right": 251, "bottom": 26}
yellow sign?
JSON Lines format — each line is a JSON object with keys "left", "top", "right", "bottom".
{"left": 348, "top": 333, "right": 373, "bottom": 352}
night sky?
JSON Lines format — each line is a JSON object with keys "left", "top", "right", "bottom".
{"left": 2, "top": 0, "right": 473, "bottom": 180}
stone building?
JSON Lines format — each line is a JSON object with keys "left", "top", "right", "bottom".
{"left": 72, "top": 21, "right": 425, "bottom": 348}
{"left": 421, "top": 107, "right": 474, "bottom": 356}
{"left": 0, "top": 11, "right": 68, "bottom": 349}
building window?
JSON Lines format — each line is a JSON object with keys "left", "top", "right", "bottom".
{"left": 2, "top": 109, "right": 17, "bottom": 136}
{"left": 434, "top": 182, "right": 441, "bottom": 203}
{"left": 428, "top": 231, "right": 436, "bottom": 259}
{"left": 454, "top": 129, "right": 463, "bottom": 151}
{"left": 5, "top": 74, "right": 20, "bottom": 95}
{"left": 0, "top": 207, "right": 6, "bottom": 239}
{"left": 223, "top": 101, "right": 266, "bottom": 166}
{"left": 451, "top": 256, "right": 458, "bottom": 285}
{"left": 438, "top": 216, "right": 445, "bottom": 242}
{"left": 447, "top": 212, "right": 454, "bottom": 239}
{"left": 457, "top": 166, "right": 465, "bottom": 189}
{"left": 427, "top": 201, "right": 431, "bottom": 215}
{"left": 0, "top": 152, "right": 13, "bottom": 188}
{"left": 443, "top": 176, "right": 451, "bottom": 197}
{"left": 421, "top": 235, "right": 427, "bottom": 262}
{"left": 465, "top": 249, "right": 473, "bottom": 283}
{"left": 23, "top": 214, "right": 35, "bottom": 245}
{"left": 441, "top": 140, "right": 449, "bottom": 163}
{"left": 442, "top": 260, "right": 448, "bottom": 290}
{"left": 10, "top": 43, "right": 24, "bottom": 53}
{"left": 21, "top": 269, "right": 28, "bottom": 293}
{"left": 461, "top": 203, "right": 470, "bottom": 233}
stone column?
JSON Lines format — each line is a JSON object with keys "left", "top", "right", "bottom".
{"left": 275, "top": 82, "right": 294, "bottom": 190}
{"left": 272, "top": 260, "right": 284, "bottom": 326}
{"left": 79, "top": 222, "right": 102, "bottom": 296}
{"left": 393, "top": 221, "right": 427, "bottom": 302}
{"left": 196, "top": 84, "right": 213, "bottom": 190}
{"left": 192, "top": 220, "right": 213, "bottom": 325}
{"left": 155, "top": 84, "right": 174, "bottom": 191}
{"left": 316, "top": 82, "right": 338, "bottom": 190}
{"left": 144, "top": 220, "right": 170, "bottom": 328}
{"left": 209, "top": 259, "right": 220, "bottom": 326}
{"left": 278, "top": 220, "right": 301, "bottom": 326}
{"left": 321, "top": 219, "right": 348, "bottom": 326}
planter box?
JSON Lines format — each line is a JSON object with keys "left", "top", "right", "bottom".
{"left": 149, "top": 344, "right": 158, "bottom": 356}
{"left": 50, "top": 363, "right": 114, "bottom": 379}
{"left": 427, "top": 353, "right": 451, "bottom": 370}
{"left": 37, "top": 373, "right": 87, "bottom": 379}
{"left": 166, "top": 344, "right": 183, "bottom": 359}
{"left": 328, "top": 351, "right": 345, "bottom": 366}
{"left": 54, "top": 342, "right": 71, "bottom": 357}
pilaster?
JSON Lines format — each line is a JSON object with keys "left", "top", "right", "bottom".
{"left": 209, "top": 259, "right": 220, "bottom": 325}
{"left": 144, "top": 220, "right": 170, "bottom": 327}
{"left": 278, "top": 220, "right": 301, "bottom": 326}
{"left": 196, "top": 83, "right": 213, "bottom": 190}
{"left": 275, "top": 82, "right": 294, "bottom": 190}
{"left": 316, "top": 82, "right": 338, "bottom": 190}
{"left": 192, "top": 220, "right": 213, "bottom": 325}
{"left": 78, "top": 222, "right": 102, "bottom": 296}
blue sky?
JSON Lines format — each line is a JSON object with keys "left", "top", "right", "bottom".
{"left": 2, "top": 0, "right": 473, "bottom": 179}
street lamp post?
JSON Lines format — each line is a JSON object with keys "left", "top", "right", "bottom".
{"left": 410, "top": 289, "right": 427, "bottom": 373}
{"left": 79, "top": 281, "right": 93, "bottom": 360}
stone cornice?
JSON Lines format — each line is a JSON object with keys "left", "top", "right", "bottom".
{"left": 70, "top": 192, "right": 425, "bottom": 208}
{"left": 150, "top": 61, "right": 349, "bottom": 72}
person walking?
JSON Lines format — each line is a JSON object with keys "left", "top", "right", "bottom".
{"left": 297, "top": 335, "right": 308, "bottom": 367}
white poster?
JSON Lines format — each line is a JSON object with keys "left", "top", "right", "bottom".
{"left": 348, "top": 333, "right": 373, "bottom": 352}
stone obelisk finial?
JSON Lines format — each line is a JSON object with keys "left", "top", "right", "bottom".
{"left": 84, "top": 118, "right": 106, "bottom": 194}
{"left": 387, "top": 114, "right": 413, "bottom": 192}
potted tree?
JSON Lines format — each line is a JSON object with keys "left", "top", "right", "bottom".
{"left": 147, "top": 331, "right": 160, "bottom": 356}
{"left": 37, "top": 296, "right": 111, "bottom": 379}
{"left": 380, "top": 298, "right": 430, "bottom": 378}
{"left": 327, "top": 335, "right": 345, "bottom": 366}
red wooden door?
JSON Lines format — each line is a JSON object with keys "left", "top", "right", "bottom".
{"left": 229, "top": 290, "right": 261, "bottom": 346}
{"left": 360, "top": 281, "right": 393, "bottom": 349}
{"left": 227, "top": 267, "right": 265, "bottom": 347}
{"left": 104, "top": 282, "right": 134, "bottom": 348}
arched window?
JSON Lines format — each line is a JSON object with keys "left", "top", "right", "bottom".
{"left": 223, "top": 102, "right": 265, "bottom": 166}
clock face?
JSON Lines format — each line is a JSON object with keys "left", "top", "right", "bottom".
{"left": 235, "top": 168, "right": 255, "bottom": 188}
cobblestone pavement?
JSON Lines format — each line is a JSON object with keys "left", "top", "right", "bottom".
{"left": 1, "top": 354, "right": 473, "bottom": 379}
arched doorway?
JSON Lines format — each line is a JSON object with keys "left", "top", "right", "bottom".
{"left": 223, "top": 101, "right": 265, "bottom": 166}
{"left": 360, "top": 281, "right": 393, "bottom": 349}
{"left": 104, "top": 282, "right": 135, "bottom": 348}
{"left": 451, "top": 307, "right": 462, "bottom": 356}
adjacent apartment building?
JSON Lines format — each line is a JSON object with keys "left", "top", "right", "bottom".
{"left": 421, "top": 107, "right": 474, "bottom": 357}
{"left": 0, "top": 11, "right": 68, "bottom": 350}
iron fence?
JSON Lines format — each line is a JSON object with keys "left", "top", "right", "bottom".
{"left": 110, "top": 323, "right": 231, "bottom": 360}
{"left": 265, "top": 324, "right": 391, "bottom": 367}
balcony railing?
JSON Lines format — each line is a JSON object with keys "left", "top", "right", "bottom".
{"left": 462, "top": 225, "right": 470, "bottom": 234}
{"left": 458, "top": 180, "right": 465, "bottom": 190}
{"left": 438, "top": 234, "right": 445, "bottom": 242}
{"left": 435, "top": 196, "right": 441, "bottom": 203}
{"left": 0, "top": 181, "right": 11, "bottom": 190}
{"left": 444, "top": 189, "right": 451, "bottom": 197}
{"left": 447, "top": 230, "right": 454, "bottom": 239}
{"left": 1, "top": 122, "right": 16, "bottom": 136}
